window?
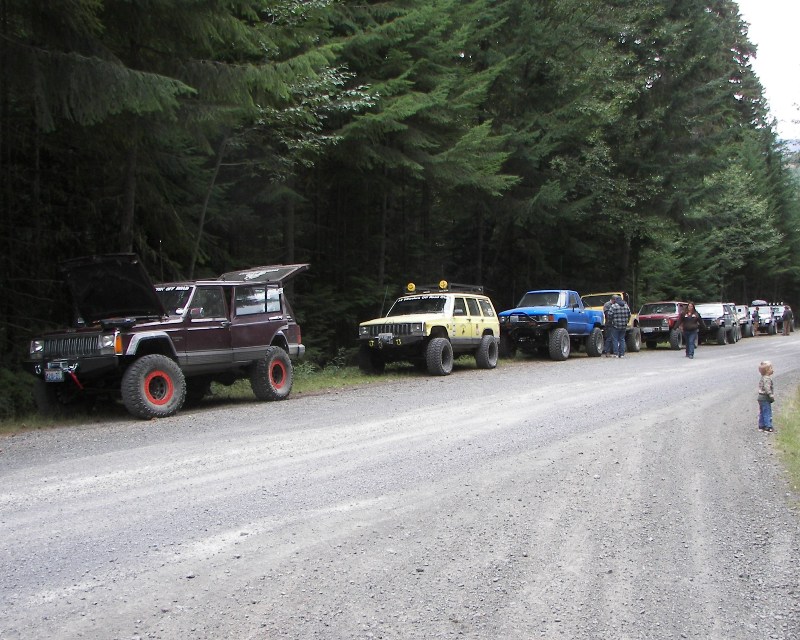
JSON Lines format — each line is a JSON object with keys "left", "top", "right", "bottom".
{"left": 192, "top": 287, "right": 226, "bottom": 318}
{"left": 387, "top": 296, "right": 446, "bottom": 316}
{"left": 466, "top": 298, "right": 481, "bottom": 316}
{"left": 453, "top": 298, "right": 467, "bottom": 316}
{"left": 568, "top": 292, "right": 580, "bottom": 307}
{"left": 479, "top": 300, "right": 495, "bottom": 317}
{"left": 235, "top": 286, "right": 283, "bottom": 316}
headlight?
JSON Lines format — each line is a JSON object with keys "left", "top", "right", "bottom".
{"left": 409, "top": 322, "right": 424, "bottom": 335}
{"left": 499, "top": 316, "right": 508, "bottom": 324}
{"left": 359, "top": 325, "right": 370, "bottom": 337}
{"left": 29, "top": 339, "right": 44, "bottom": 359}
{"left": 99, "top": 332, "right": 122, "bottom": 355}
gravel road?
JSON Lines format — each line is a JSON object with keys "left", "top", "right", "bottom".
{"left": 2, "top": 335, "right": 800, "bottom": 639}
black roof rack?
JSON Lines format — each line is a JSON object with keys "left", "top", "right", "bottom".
{"left": 406, "top": 282, "right": 485, "bottom": 295}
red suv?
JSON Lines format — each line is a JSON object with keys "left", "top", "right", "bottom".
{"left": 637, "top": 301, "right": 687, "bottom": 350}
{"left": 24, "top": 254, "right": 308, "bottom": 419}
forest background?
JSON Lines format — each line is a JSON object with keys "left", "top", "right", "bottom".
{"left": 2, "top": 0, "right": 799, "bottom": 417}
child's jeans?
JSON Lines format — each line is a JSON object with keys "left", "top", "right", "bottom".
{"left": 758, "top": 398, "right": 773, "bottom": 429}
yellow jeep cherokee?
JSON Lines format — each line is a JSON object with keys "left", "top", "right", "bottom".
{"left": 358, "top": 281, "right": 500, "bottom": 376}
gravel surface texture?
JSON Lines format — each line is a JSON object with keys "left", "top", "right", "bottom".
{"left": 2, "top": 334, "right": 800, "bottom": 639}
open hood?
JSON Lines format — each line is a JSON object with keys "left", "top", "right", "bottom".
{"left": 217, "top": 263, "right": 309, "bottom": 284}
{"left": 60, "top": 254, "right": 166, "bottom": 324}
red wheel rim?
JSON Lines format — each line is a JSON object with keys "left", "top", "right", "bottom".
{"left": 269, "top": 360, "right": 287, "bottom": 389}
{"left": 144, "top": 370, "right": 174, "bottom": 405}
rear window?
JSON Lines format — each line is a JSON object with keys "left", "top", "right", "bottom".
{"left": 235, "top": 286, "right": 281, "bottom": 316}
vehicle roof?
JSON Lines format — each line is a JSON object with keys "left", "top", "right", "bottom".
{"left": 581, "top": 291, "right": 626, "bottom": 296}
{"left": 399, "top": 291, "right": 489, "bottom": 298}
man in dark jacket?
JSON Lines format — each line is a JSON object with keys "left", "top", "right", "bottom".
{"left": 602, "top": 295, "right": 616, "bottom": 356}
{"left": 782, "top": 305, "right": 793, "bottom": 335}
{"left": 608, "top": 296, "right": 631, "bottom": 358}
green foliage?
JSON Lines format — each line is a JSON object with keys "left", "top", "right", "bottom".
{"left": 0, "top": 369, "right": 36, "bottom": 422}
{"left": 776, "top": 386, "right": 800, "bottom": 496}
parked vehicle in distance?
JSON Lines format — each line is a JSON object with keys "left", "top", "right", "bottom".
{"left": 735, "top": 304, "right": 754, "bottom": 337}
{"left": 498, "top": 289, "right": 605, "bottom": 361}
{"left": 695, "top": 302, "right": 737, "bottom": 344}
{"left": 357, "top": 281, "right": 500, "bottom": 376}
{"left": 637, "top": 301, "right": 687, "bottom": 350}
{"left": 724, "top": 303, "right": 741, "bottom": 342}
{"left": 24, "top": 254, "right": 308, "bottom": 419}
{"left": 580, "top": 291, "right": 641, "bottom": 353}
{"left": 751, "top": 300, "right": 777, "bottom": 335}
{"left": 770, "top": 303, "right": 793, "bottom": 333}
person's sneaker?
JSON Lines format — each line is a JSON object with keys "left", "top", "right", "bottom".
{"left": 618, "top": 355, "right": 625, "bottom": 358}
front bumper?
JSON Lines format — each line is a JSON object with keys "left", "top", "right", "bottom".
{"left": 360, "top": 334, "right": 426, "bottom": 350}
{"left": 24, "top": 355, "right": 121, "bottom": 384}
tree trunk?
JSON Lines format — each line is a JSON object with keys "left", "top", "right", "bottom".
{"left": 284, "top": 179, "right": 296, "bottom": 264}
{"left": 189, "top": 136, "right": 228, "bottom": 278}
{"left": 119, "top": 144, "right": 138, "bottom": 253}
{"left": 379, "top": 189, "right": 388, "bottom": 286}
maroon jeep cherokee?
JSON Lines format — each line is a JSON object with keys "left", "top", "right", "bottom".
{"left": 24, "top": 254, "right": 308, "bottom": 419}
{"left": 637, "top": 301, "right": 687, "bottom": 350}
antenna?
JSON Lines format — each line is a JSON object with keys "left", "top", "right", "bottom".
{"left": 379, "top": 285, "right": 389, "bottom": 317}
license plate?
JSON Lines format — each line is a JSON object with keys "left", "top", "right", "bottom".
{"left": 642, "top": 327, "right": 656, "bottom": 333}
{"left": 44, "top": 369, "right": 65, "bottom": 382}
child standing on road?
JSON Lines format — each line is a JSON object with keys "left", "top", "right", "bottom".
{"left": 757, "top": 360, "right": 775, "bottom": 432}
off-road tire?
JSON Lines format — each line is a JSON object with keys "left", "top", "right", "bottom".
{"left": 548, "top": 327, "right": 570, "bottom": 361}
{"left": 426, "top": 337, "right": 454, "bottom": 376}
{"left": 585, "top": 327, "right": 603, "bottom": 357}
{"left": 250, "top": 347, "right": 293, "bottom": 400}
{"left": 626, "top": 327, "right": 642, "bottom": 352}
{"left": 121, "top": 354, "right": 186, "bottom": 419}
{"left": 668, "top": 328, "right": 684, "bottom": 350}
{"left": 358, "top": 344, "right": 386, "bottom": 374}
{"left": 475, "top": 335, "right": 499, "bottom": 369}
{"left": 498, "top": 334, "right": 517, "bottom": 359}
{"left": 716, "top": 327, "right": 727, "bottom": 345}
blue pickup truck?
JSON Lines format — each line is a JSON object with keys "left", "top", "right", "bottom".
{"left": 498, "top": 289, "right": 605, "bottom": 360}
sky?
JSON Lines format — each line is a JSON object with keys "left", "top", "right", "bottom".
{"left": 736, "top": 0, "right": 800, "bottom": 140}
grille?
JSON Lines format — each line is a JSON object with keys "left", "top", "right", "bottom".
{"left": 366, "top": 323, "right": 414, "bottom": 337}
{"left": 44, "top": 335, "right": 101, "bottom": 358}
{"left": 638, "top": 319, "right": 665, "bottom": 329}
